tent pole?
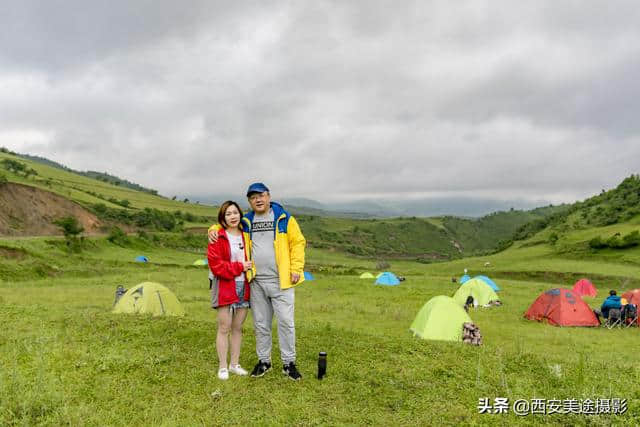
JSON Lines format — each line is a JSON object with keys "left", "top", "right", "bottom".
{"left": 156, "top": 291, "right": 166, "bottom": 315}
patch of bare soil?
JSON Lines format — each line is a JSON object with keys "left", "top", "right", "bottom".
{"left": 0, "top": 182, "right": 102, "bottom": 236}
{"left": 184, "top": 227, "right": 208, "bottom": 235}
{"left": 0, "top": 245, "right": 27, "bottom": 259}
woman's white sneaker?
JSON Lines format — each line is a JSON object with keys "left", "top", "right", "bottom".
{"left": 229, "top": 364, "right": 248, "bottom": 376}
{"left": 218, "top": 368, "right": 229, "bottom": 380}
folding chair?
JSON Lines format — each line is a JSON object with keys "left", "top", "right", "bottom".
{"left": 605, "top": 308, "right": 622, "bottom": 329}
{"left": 624, "top": 304, "right": 638, "bottom": 328}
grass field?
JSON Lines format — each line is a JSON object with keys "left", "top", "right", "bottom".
{"left": 1, "top": 233, "right": 639, "bottom": 425}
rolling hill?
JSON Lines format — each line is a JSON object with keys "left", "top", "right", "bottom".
{"left": 0, "top": 148, "right": 602, "bottom": 260}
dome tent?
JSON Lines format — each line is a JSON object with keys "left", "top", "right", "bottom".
{"left": 524, "top": 288, "right": 598, "bottom": 327}
{"left": 375, "top": 272, "right": 400, "bottom": 286}
{"left": 303, "top": 271, "right": 315, "bottom": 281}
{"left": 359, "top": 272, "right": 375, "bottom": 279}
{"left": 622, "top": 289, "right": 640, "bottom": 306}
{"left": 113, "top": 282, "right": 184, "bottom": 317}
{"left": 459, "top": 274, "right": 471, "bottom": 284}
{"left": 410, "top": 296, "right": 473, "bottom": 342}
{"left": 475, "top": 275, "right": 500, "bottom": 291}
{"left": 135, "top": 255, "right": 148, "bottom": 263}
{"left": 572, "top": 278, "right": 597, "bottom": 297}
{"left": 193, "top": 259, "right": 208, "bottom": 266}
{"left": 453, "top": 278, "right": 500, "bottom": 307}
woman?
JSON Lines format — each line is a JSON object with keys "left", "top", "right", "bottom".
{"left": 208, "top": 201, "right": 255, "bottom": 380}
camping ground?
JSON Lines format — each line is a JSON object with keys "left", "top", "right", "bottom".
{"left": 1, "top": 233, "right": 639, "bottom": 425}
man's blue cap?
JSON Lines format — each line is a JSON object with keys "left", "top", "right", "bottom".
{"left": 246, "top": 182, "right": 270, "bottom": 196}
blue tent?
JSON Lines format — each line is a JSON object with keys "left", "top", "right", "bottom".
{"left": 375, "top": 272, "right": 400, "bottom": 286}
{"left": 303, "top": 271, "right": 314, "bottom": 281}
{"left": 475, "top": 275, "right": 500, "bottom": 291}
{"left": 459, "top": 274, "right": 470, "bottom": 284}
{"left": 135, "top": 255, "right": 149, "bottom": 263}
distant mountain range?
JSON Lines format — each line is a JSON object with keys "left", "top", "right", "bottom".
{"left": 188, "top": 194, "right": 554, "bottom": 218}
{"left": 4, "top": 146, "right": 555, "bottom": 218}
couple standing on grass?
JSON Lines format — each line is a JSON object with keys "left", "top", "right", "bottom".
{"left": 207, "top": 182, "right": 307, "bottom": 381}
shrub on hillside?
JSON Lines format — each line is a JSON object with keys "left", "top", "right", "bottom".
{"left": 605, "top": 235, "right": 622, "bottom": 248}
{"left": 53, "top": 216, "right": 85, "bottom": 252}
{"left": 512, "top": 218, "right": 548, "bottom": 241}
{"left": 588, "top": 236, "right": 607, "bottom": 249}
{"left": 90, "top": 204, "right": 179, "bottom": 231}
{"left": 2, "top": 159, "right": 26, "bottom": 173}
{"left": 622, "top": 230, "right": 640, "bottom": 247}
{"left": 0, "top": 173, "right": 7, "bottom": 186}
{"left": 107, "top": 226, "right": 129, "bottom": 246}
{"left": 134, "top": 208, "right": 176, "bottom": 230}
{"left": 589, "top": 231, "right": 640, "bottom": 250}
{"left": 93, "top": 203, "right": 108, "bottom": 215}
{"left": 53, "top": 216, "right": 84, "bottom": 238}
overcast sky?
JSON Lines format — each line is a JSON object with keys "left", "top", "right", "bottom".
{"left": 1, "top": 1, "right": 639, "bottom": 205}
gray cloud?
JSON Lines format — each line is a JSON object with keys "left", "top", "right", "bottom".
{"left": 1, "top": 1, "right": 639, "bottom": 208}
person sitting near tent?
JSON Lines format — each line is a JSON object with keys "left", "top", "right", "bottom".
{"left": 464, "top": 296, "right": 475, "bottom": 312}
{"left": 620, "top": 299, "right": 636, "bottom": 324}
{"left": 600, "top": 290, "right": 622, "bottom": 320}
{"left": 208, "top": 201, "right": 255, "bottom": 381}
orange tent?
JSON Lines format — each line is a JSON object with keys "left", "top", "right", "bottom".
{"left": 622, "top": 289, "right": 640, "bottom": 306}
{"left": 572, "top": 278, "right": 597, "bottom": 297}
{"left": 524, "top": 288, "right": 599, "bottom": 327}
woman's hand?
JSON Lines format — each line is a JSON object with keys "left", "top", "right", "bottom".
{"left": 242, "top": 261, "right": 253, "bottom": 271}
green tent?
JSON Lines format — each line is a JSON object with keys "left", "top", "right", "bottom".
{"left": 376, "top": 272, "right": 383, "bottom": 278}
{"left": 193, "top": 259, "right": 208, "bottom": 266}
{"left": 453, "top": 278, "right": 500, "bottom": 307}
{"left": 410, "top": 296, "right": 472, "bottom": 342}
{"left": 359, "top": 272, "right": 375, "bottom": 279}
{"left": 113, "top": 282, "right": 184, "bottom": 317}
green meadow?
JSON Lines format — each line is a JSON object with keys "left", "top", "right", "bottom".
{"left": 1, "top": 232, "right": 639, "bottom": 426}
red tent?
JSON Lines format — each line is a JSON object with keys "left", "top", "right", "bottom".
{"left": 524, "top": 288, "right": 599, "bottom": 327}
{"left": 572, "top": 278, "right": 597, "bottom": 297}
{"left": 622, "top": 289, "right": 640, "bottom": 306}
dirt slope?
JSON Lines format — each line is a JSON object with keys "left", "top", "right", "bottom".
{"left": 0, "top": 183, "right": 102, "bottom": 236}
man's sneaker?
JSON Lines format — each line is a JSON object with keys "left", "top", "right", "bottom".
{"left": 250, "top": 361, "right": 272, "bottom": 377}
{"left": 282, "top": 362, "right": 302, "bottom": 381}
{"left": 229, "top": 364, "right": 248, "bottom": 376}
{"left": 217, "top": 368, "right": 229, "bottom": 380}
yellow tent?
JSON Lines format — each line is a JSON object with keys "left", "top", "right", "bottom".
{"left": 359, "top": 272, "right": 375, "bottom": 279}
{"left": 113, "top": 282, "right": 184, "bottom": 317}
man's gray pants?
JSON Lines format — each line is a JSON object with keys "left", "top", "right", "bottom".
{"left": 250, "top": 278, "right": 296, "bottom": 364}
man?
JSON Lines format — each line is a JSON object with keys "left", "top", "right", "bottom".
{"left": 600, "top": 290, "right": 622, "bottom": 320}
{"left": 209, "top": 182, "right": 306, "bottom": 380}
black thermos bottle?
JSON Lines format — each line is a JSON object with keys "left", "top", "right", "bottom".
{"left": 317, "top": 351, "right": 327, "bottom": 379}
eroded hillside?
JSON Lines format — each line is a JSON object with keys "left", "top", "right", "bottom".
{"left": 0, "top": 182, "right": 102, "bottom": 236}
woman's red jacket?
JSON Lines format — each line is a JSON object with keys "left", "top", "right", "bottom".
{"left": 207, "top": 228, "right": 250, "bottom": 307}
